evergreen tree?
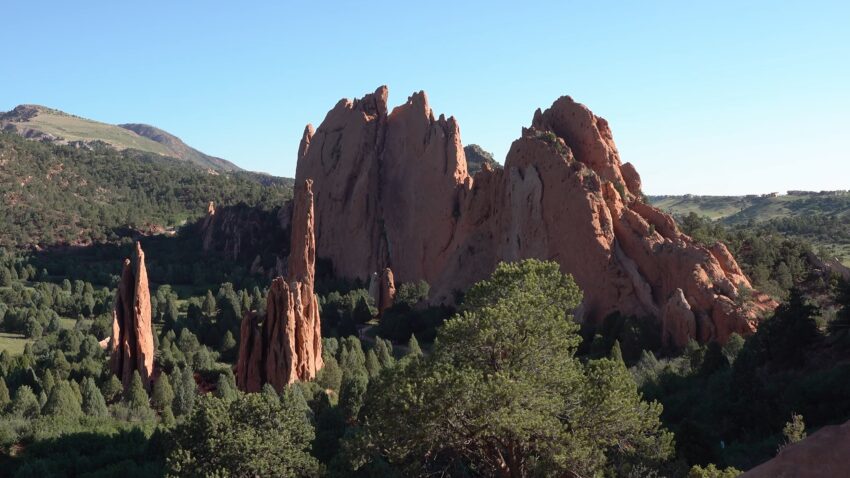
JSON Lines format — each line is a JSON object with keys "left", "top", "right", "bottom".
{"left": 165, "top": 393, "right": 319, "bottom": 477}
{"left": 407, "top": 334, "right": 423, "bottom": 357}
{"left": 220, "top": 330, "right": 237, "bottom": 355}
{"left": 41, "top": 370, "right": 56, "bottom": 396}
{"left": 339, "top": 370, "right": 368, "bottom": 421}
{"left": 125, "top": 371, "right": 151, "bottom": 415}
{"left": 351, "top": 260, "right": 673, "bottom": 477}
{"left": 352, "top": 296, "right": 373, "bottom": 324}
{"left": 202, "top": 290, "right": 217, "bottom": 318}
{"left": 214, "top": 374, "right": 238, "bottom": 402}
{"left": 317, "top": 356, "right": 342, "bottom": 392}
{"left": 101, "top": 375, "right": 123, "bottom": 403}
{"left": 43, "top": 380, "right": 82, "bottom": 417}
{"left": 374, "top": 337, "right": 395, "bottom": 368}
{"left": 0, "top": 378, "right": 10, "bottom": 411}
{"left": 152, "top": 373, "right": 175, "bottom": 414}
{"left": 81, "top": 377, "right": 108, "bottom": 417}
{"left": 11, "top": 385, "right": 40, "bottom": 418}
{"left": 365, "top": 349, "right": 381, "bottom": 379}
{"left": 610, "top": 340, "right": 624, "bottom": 363}
{"left": 262, "top": 383, "right": 280, "bottom": 405}
{"left": 172, "top": 366, "right": 197, "bottom": 417}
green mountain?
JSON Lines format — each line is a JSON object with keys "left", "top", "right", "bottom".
{"left": 0, "top": 131, "right": 291, "bottom": 248}
{"left": 0, "top": 104, "right": 240, "bottom": 171}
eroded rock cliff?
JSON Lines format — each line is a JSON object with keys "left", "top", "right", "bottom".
{"left": 295, "top": 86, "right": 775, "bottom": 344}
{"left": 237, "top": 180, "right": 323, "bottom": 391}
{"left": 109, "top": 242, "right": 155, "bottom": 389}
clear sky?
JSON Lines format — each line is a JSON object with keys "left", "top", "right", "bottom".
{"left": 2, "top": 1, "right": 847, "bottom": 195}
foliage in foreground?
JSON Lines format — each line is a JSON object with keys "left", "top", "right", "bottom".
{"left": 344, "top": 260, "right": 674, "bottom": 477}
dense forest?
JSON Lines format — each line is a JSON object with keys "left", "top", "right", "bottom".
{"left": 0, "top": 132, "right": 292, "bottom": 248}
{"left": 0, "top": 206, "right": 848, "bottom": 476}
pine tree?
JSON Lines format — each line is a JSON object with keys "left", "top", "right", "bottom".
{"left": 81, "top": 377, "right": 108, "bottom": 417}
{"left": 407, "top": 334, "right": 423, "bottom": 357}
{"left": 365, "top": 349, "right": 381, "bottom": 378}
{"left": 202, "top": 290, "right": 217, "bottom": 318}
{"left": 125, "top": 371, "right": 150, "bottom": 413}
{"left": 11, "top": 385, "right": 40, "bottom": 418}
{"left": 0, "top": 378, "right": 10, "bottom": 411}
{"left": 43, "top": 380, "right": 82, "bottom": 417}
{"left": 101, "top": 375, "right": 123, "bottom": 402}
{"left": 152, "top": 373, "right": 175, "bottom": 414}
{"left": 317, "top": 356, "right": 343, "bottom": 392}
{"left": 610, "top": 340, "right": 624, "bottom": 363}
{"left": 172, "top": 366, "right": 196, "bottom": 417}
{"left": 41, "top": 370, "right": 56, "bottom": 396}
{"left": 261, "top": 383, "right": 280, "bottom": 404}
{"left": 374, "top": 338, "right": 395, "bottom": 368}
{"left": 214, "top": 374, "right": 238, "bottom": 402}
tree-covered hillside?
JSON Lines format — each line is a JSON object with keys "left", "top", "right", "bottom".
{"left": 0, "top": 132, "right": 292, "bottom": 248}
{"left": 651, "top": 193, "right": 850, "bottom": 265}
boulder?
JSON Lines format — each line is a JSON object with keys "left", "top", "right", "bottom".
{"left": 109, "top": 242, "right": 155, "bottom": 390}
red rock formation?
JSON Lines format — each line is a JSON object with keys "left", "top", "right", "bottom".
{"left": 295, "top": 87, "right": 776, "bottom": 343}
{"left": 742, "top": 420, "right": 850, "bottom": 477}
{"left": 199, "top": 201, "right": 289, "bottom": 263}
{"left": 109, "top": 242, "right": 155, "bottom": 390}
{"left": 236, "top": 180, "right": 323, "bottom": 392}
{"left": 379, "top": 268, "right": 396, "bottom": 313}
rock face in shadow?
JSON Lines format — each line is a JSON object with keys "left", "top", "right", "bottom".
{"left": 109, "top": 242, "right": 155, "bottom": 390}
{"left": 237, "top": 180, "right": 323, "bottom": 392}
{"left": 295, "top": 86, "right": 776, "bottom": 344}
{"left": 742, "top": 420, "right": 850, "bottom": 478}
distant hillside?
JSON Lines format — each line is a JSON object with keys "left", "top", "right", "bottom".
{"left": 650, "top": 191, "right": 850, "bottom": 265}
{"left": 0, "top": 132, "right": 291, "bottom": 248}
{"left": 649, "top": 191, "right": 850, "bottom": 224}
{"left": 0, "top": 104, "right": 240, "bottom": 171}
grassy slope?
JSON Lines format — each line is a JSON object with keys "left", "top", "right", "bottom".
{"left": 11, "top": 107, "right": 175, "bottom": 156}
{"left": 649, "top": 193, "right": 850, "bottom": 224}
{"left": 1, "top": 105, "right": 239, "bottom": 170}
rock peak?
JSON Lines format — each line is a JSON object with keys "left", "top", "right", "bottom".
{"left": 109, "top": 241, "right": 154, "bottom": 390}
{"left": 237, "top": 179, "right": 323, "bottom": 392}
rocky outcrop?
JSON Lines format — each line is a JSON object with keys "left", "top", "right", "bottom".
{"left": 379, "top": 268, "right": 396, "bottom": 313}
{"left": 742, "top": 420, "right": 850, "bottom": 477}
{"left": 661, "top": 289, "right": 697, "bottom": 350}
{"left": 295, "top": 87, "right": 776, "bottom": 344}
{"left": 199, "top": 201, "right": 289, "bottom": 264}
{"left": 237, "top": 180, "right": 323, "bottom": 392}
{"left": 109, "top": 242, "right": 155, "bottom": 390}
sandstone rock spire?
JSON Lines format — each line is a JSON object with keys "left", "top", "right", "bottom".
{"left": 295, "top": 87, "right": 776, "bottom": 345}
{"left": 237, "top": 179, "right": 323, "bottom": 392}
{"left": 109, "top": 242, "right": 155, "bottom": 390}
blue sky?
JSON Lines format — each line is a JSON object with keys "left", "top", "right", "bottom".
{"left": 2, "top": 1, "right": 847, "bottom": 194}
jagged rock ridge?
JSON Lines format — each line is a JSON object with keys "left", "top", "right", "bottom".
{"left": 237, "top": 180, "right": 323, "bottom": 391}
{"left": 295, "top": 86, "right": 775, "bottom": 345}
{"left": 109, "top": 242, "right": 155, "bottom": 389}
